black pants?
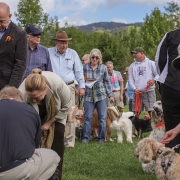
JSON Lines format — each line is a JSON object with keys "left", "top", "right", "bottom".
{"left": 161, "top": 84, "right": 180, "bottom": 152}
{"left": 51, "top": 122, "right": 65, "bottom": 180}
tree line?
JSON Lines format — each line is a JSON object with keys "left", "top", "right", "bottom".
{"left": 14, "top": 0, "right": 180, "bottom": 99}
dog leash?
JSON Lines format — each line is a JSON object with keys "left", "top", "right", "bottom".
{"left": 135, "top": 84, "right": 150, "bottom": 116}
{"left": 93, "top": 85, "right": 121, "bottom": 116}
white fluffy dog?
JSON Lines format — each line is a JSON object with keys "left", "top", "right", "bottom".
{"left": 110, "top": 112, "right": 134, "bottom": 143}
{"left": 142, "top": 100, "right": 166, "bottom": 173}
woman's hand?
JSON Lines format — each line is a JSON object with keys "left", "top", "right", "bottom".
{"left": 109, "top": 96, "right": 114, "bottom": 105}
{"left": 41, "top": 122, "right": 51, "bottom": 131}
{"left": 162, "top": 124, "right": 180, "bottom": 144}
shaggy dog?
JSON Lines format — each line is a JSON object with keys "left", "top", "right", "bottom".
{"left": 131, "top": 116, "right": 151, "bottom": 138}
{"left": 142, "top": 100, "right": 165, "bottom": 173}
{"left": 67, "top": 106, "right": 84, "bottom": 140}
{"left": 134, "top": 137, "right": 180, "bottom": 180}
{"left": 92, "top": 106, "right": 123, "bottom": 141}
{"left": 110, "top": 112, "right": 134, "bottom": 143}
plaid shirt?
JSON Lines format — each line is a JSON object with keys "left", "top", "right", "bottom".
{"left": 108, "top": 70, "right": 124, "bottom": 91}
{"left": 83, "top": 63, "right": 112, "bottom": 103}
{"left": 24, "top": 44, "right": 52, "bottom": 79}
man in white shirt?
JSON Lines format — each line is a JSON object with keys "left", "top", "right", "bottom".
{"left": 129, "top": 47, "right": 159, "bottom": 118}
{"left": 48, "top": 30, "right": 85, "bottom": 148}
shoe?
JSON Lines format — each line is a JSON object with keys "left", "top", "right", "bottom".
{"left": 98, "top": 141, "right": 104, "bottom": 144}
{"left": 93, "top": 137, "right": 98, "bottom": 141}
{"left": 82, "top": 140, "right": 88, "bottom": 144}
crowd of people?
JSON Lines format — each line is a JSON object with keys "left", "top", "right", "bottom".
{"left": 1, "top": 1, "right": 180, "bottom": 180}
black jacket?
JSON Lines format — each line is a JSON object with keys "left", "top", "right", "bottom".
{"left": 0, "top": 22, "right": 28, "bottom": 89}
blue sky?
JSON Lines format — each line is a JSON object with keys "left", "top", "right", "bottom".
{"left": 6, "top": 0, "right": 180, "bottom": 26}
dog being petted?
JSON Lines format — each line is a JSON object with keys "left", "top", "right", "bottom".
{"left": 134, "top": 137, "right": 180, "bottom": 180}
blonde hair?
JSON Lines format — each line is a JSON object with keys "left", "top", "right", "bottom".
{"left": 25, "top": 68, "right": 46, "bottom": 92}
{"left": 0, "top": 86, "right": 23, "bottom": 102}
{"left": 90, "top": 48, "right": 102, "bottom": 64}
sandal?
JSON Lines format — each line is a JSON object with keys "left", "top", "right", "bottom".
{"left": 132, "top": 133, "right": 137, "bottom": 138}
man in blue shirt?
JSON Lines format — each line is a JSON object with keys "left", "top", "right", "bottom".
{"left": 24, "top": 24, "right": 52, "bottom": 79}
{"left": 48, "top": 30, "right": 85, "bottom": 148}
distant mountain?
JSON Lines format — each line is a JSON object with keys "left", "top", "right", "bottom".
{"left": 76, "top": 21, "right": 143, "bottom": 33}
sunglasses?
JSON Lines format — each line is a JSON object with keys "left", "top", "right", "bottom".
{"left": 91, "top": 56, "right": 99, "bottom": 60}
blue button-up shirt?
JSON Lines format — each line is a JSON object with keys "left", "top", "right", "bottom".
{"left": 24, "top": 44, "right": 53, "bottom": 79}
{"left": 0, "top": 25, "right": 8, "bottom": 39}
{"left": 48, "top": 47, "right": 85, "bottom": 88}
{"left": 83, "top": 63, "right": 112, "bottom": 103}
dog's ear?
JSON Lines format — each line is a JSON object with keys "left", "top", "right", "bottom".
{"left": 138, "top": 139, "right": 154, "bottom": 163}
{"left": 117, "top": 106, "right": 123, "bottom": 117}
{"left": 107, "top": 109, "right": 117, "bottom": 122}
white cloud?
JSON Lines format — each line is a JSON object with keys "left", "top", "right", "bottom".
{"left": 131, "top": 0, "right": 180, "bottom": 5}
{"left": 111, "top": 18, "right": 127, "bottom": 24}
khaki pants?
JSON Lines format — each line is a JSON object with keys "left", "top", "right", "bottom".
{"left": 0, "top": 148, "right": 60, "bottom": 180}
{"left": 108, "top": 91, "right": 124, "bottom": 108}
{"left": 64, "top": 83, "right": 76, "bottom": 148}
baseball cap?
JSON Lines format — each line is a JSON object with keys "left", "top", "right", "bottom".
{"left": 25, "top": 24, "right": 42, "bottom": 35}
{"left": 131, "top": 47, "right": 145, "bottom": 54}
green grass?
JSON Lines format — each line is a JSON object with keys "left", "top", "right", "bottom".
{"left": 62, "top": 107, "right": 156, "bottom": 180}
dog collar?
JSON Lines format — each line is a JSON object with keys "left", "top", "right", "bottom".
{"left": 156, "top": 123, "right": 165, "bottom": 127}
{"left": 156, "top": 148, "right": 163, "bottom": 156}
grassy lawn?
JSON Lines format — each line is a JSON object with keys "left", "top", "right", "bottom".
{"left": 62, "top": 106, "right": 156, "bottom": 180}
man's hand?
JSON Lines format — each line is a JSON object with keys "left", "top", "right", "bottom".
{"left": 147, "top": 80, "right": 155, "bottom": 86}
{"left": 79, "top": 88, "right": 85, "bottom": 96}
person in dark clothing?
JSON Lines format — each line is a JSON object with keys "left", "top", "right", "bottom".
{"left": 0, "top": 3, "right": 27, "bottom": 90}
{"left": 0, "top": 86, "right": 60, "bottom": 180}
{"left": 155, "top": 29, "right": 180, "bottom": 152}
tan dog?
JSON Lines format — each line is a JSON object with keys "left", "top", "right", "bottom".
{"left": 92, "top": 106, "right": 123, "bottom": 141}
{"left": 134, "top": 137, "right": 180, "bottom": 180}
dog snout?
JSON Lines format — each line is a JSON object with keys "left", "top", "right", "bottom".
{"left": 153, "top": 107, "right": 162, "bottom": 116}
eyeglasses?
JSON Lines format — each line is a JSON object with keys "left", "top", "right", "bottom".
{"left": 91, "top": 56, "right": 99, "bottom": 60}
{"left": 29, "top": 34, "right": 41, "bottom": 37}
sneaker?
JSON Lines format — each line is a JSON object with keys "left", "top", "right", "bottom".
{"left": 82, "top": 140, "right": 88, "bottom": 144}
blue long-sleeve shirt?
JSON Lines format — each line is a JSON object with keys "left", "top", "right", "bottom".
{"left": 48, "top": 47, "right": 85, "bottom": 88}
{"left": 24, "top": 44, "right": 53, "bottom": 79}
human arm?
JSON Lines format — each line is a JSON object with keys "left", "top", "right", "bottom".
{"left": 45, "top": 49, "right": 53, "bottom": 72}
{"left": 41, "top": 117, "right": 56, "bottom": 131}
{"left": 155, "top": 33, "right": 168, "bottom": 75}
{"left": 73, "top": 51, "right": 85, "bottom": 89}
{"left": 9, "top": 30, "right": 28, "bottom": 88}
{"left": 161, "top": 124, "right": 180, "bottom": 144}
{"left": 120, "top": 82, "right": 124, "bottom": 101}
{"left": 128, "top": 64, "right": 137, "bottom": 91}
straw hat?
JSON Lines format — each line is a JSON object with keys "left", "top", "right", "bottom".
{"left": 52, "top": 30, "right": 72, "bottom": 41}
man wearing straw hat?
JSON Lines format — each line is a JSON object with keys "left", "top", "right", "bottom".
{"left": 155, "top": 29, "right": 180, "bottom": 152}
{"left": 48, "top": 30, "right": 85, "bottom": 148}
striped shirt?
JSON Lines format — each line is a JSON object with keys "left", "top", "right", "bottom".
{"left": 108, "top": 70, "right": 124, "bottom": 91}
{"left": 24, "top": 44, "right": 52, "bottom": 79}
{"left": 83, "top": 63, "right": 112, "bottom": 103}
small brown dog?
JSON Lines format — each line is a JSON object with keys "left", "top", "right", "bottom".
{"left": 92, "top": 106, "right": 123, "bottom": 141}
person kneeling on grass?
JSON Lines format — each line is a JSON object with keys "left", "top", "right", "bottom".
{"left": 0, "top": 86, "right": 60, "bottom": 180}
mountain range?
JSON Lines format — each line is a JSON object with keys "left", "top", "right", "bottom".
{"left": 76, "top": 21, "right": 143, "bottom": 33}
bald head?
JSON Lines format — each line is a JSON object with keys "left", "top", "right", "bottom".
{"left": 0, "top": 2, "right": 10, "bottom": 14}
{"left": 82, "top": 54, "right": 90, "bottom": 64}
{"left": 0, "top": 2, "right": 11, "bottom": 31}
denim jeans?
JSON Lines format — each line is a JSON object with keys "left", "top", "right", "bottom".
{"left": 82, "top": 99, "right": 107, "bottom": 142}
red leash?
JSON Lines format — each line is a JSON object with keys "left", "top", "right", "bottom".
{"left": 135, "top": 84, "right": 150, "bottom": 116}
